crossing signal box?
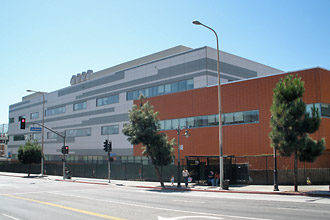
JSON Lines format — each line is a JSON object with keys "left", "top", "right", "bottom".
{"left": 103, "top": 140, "right": 109, "bottom": 152}
{"left": 20, "top": 118, "right": 26, "bottom": 129}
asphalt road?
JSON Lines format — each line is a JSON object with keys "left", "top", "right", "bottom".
{"left": 0, "top": 175, "right": 329, "bottom": 220}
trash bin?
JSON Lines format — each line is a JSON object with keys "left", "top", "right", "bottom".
{"left": 222, "top": 179, "right": 230, "bottom": 190}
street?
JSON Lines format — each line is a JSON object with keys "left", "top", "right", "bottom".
{"left": 0, "top": 175, "right": 329, "bottom": 220}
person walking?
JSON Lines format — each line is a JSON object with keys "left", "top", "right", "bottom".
{"left": 182, "top": 167, "right": 190, "bottom": 187}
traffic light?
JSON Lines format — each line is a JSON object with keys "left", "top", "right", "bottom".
{"left": 103, "top": 140, "right": 109, "bottom": 152}
{"left": 20, "top": 118, "right": 26, "bottom": 129}
{"left": 61, "top": 146, "right": 69, "bottom": 154}
{"left": 108, "top": 141, "right": 112, "bottom": 152}
{"left": 65, "top": 146, "right": 69, "bottom": 154}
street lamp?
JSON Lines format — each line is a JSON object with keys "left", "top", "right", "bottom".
{"left": 192, "top": 20, "right": 224, "bottom": 189}
{"left": 176, "top": 126, "right": 190, "bottom": 187}
{"left": 27, "top": 89, "right": 45, "bottom": 176}
{"left": 270, "top": 115, "right": 279, "bottom": 191}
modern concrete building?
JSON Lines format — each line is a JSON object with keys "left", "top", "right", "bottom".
{"left": 7, "top": 45, "right": 282, "bottom": 159}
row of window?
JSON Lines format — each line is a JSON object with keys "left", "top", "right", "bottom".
{"left": 13, "top": 125, "right": 120, "bottom": 141}
{"left": 306, "top": 103, "right": 330, "bottom": 117}
{"left": 159, "top": 110, "right": 259, "bottom": 130}
{"left": 126, "top": 79, "right": 194, "bottom": 100}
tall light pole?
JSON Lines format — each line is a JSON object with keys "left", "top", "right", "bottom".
{"left": 176, "top": 126, "right": 190, "bottom": 187}
{"left": 27, "top": 89, "right": 45, "bottom": 176}
{"left": 192, "top": 20, "right": 224, "bottom": 189}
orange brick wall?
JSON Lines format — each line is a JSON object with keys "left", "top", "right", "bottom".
{"left": 133, "top": 68, "right": 330, "bottom": 159}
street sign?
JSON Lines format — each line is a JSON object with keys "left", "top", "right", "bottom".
{"left": 179, "top": 145, "right": 183, "bottom": 150}
{"left": 30, "top": 127, "right": 42, "bottom": 132}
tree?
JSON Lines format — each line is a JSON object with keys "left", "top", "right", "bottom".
{"left": 269, "top": 74, "right": 325, "bottom": 192}
{"left": 122, "top": 96, "right": 175, "bottom": 187}
{"left": 18, "top": 140, "right": 42, "bottom": 177}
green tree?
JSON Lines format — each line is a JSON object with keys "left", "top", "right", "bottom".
{"left": 269, "top": 74, "right": 325, "bottom": 192}
{"left": 122, "top": 96, "right": 175, "bottom": 187}
{"left": 17, "top": 139, "right": 42, "bottom": 176}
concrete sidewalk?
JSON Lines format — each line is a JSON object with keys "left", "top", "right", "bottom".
{"left": 1, "top": 172, "right": 330, "bottom": 197}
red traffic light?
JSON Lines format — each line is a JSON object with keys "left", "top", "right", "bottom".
{"left": 20, "top": 118, "right": 26, "bottom": 129}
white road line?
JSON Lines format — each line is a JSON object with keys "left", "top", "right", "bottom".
{"left": 172, "top": 199, "right": 205, "bottom": 204}
{"left": 47, "top": 192, "right": 272, "bottom": 220}
{"left": 2, "top": 214, "right": 20, "bottom": 220}
{"left": 277, "top": 207, "right": 330, "bottom": 214}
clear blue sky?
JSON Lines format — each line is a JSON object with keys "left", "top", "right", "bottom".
{"left": 1, "top": 0, "right": 329, "bottom": 124}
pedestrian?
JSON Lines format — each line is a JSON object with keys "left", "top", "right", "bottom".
{"left": 214, "top": 172, "right": 220, "bottom": 186}
{"left": 182, "top": 167, "right": 190, "bottom": 187}
{"left": 208, "top": 171, "right": 215, "bottom": 186}
{"left": 170, "top": 175, "right": 175, "bottom": 186}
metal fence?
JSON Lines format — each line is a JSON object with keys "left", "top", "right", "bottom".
{"left": 1, "top": 153, "right": 329, "bottom": 185}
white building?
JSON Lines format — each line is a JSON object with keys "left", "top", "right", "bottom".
{"left": 8, "top": 46, "right": 282, "bottom": 158}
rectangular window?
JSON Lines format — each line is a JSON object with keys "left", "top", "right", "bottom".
{"left": 66, "top": 128, "right": 91, "bottom": 137}
{"left": 224, "top": 113, "right": 234, "bottom": 124}
{"left": 171, "top": 82, "right": 179, "bottom": 93}
{"left": 233, "top": 112, "right": 244, "bottom": 124}
{"left": 244, "top": 110, "right": 259, "bottom": 123}
{"left": 96, "top": 95, "right": 119, "bottom": 107}
{"left": 208, "top": 115, "right": 218, "bottom": 126}
{"left": 165, "top": 84, "right": 171, "bottom": 94}
{"left": 165, "top": 120, "right": 172, "bottom": 130}
{"left": 179, "top": 118, "right": 187, "bottom": 128}
{"left": 321, "top": 103, "right": 330, "bottom": 117}
{"left": 101, "top": 125, "right": 119, "bottom": 135}
{"left": 158, "top": 85, "right": 164, "bottom": 95}
{"left": 9, "top": 117, "right": 14, "bottom": 123}
{"left": 187, "top": 117, "right": 195, "bottom": 128}
{"left": 73, "top": 101, "right": 87, "bottom": 111}
{"left": 45, "top": 106, "right": 66, "bottom": 116}
{"left": 47, "top": 132, "right": 57, "bottom": 139}
{"left": 187, "top": 79, "right": 194, "bottom": 90}
{"left": 14, "top": 135, "right": 25, "bottom": 141}
{"left": 32, "top": 133, "right": 41, "bottom": 140}
{"left": 127, "top": 91, "right": 133, "bottom": 100}
{"left": 178, "top": 80, "right": 187, "bottom": 91}
{"left": 172, "top": 119, "right": 179, "bottom": 129}
{"left": 30, "top": 112, "right": 39, "bottom": 119}
{"left": 159, "top": 121, "right": 165, "bottom": 130}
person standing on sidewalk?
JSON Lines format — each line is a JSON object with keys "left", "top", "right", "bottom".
{"left": 182, "top": 167, "right": 190, "bottom": 187}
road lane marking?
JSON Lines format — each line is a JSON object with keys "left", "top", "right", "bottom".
{"left": 158, "top": 216, "right": 223, "bottom": 220}
{"left": 48, "top": 192, "right": 272, "bottom": 220}
{"left": 172, "top": 199, "right": 205, "bottom": 204}
{"left": 2, "top": 214, "right": 20, "bottom": 220}
{"left": 4, "top": 194, "right": 126, "bottom": 220}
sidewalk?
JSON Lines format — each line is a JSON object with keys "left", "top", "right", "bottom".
{"left": 1, "top": 172, "right": 330, "bottom": 197}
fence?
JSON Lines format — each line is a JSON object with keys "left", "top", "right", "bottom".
{"left": 1, "top": 153, "right": 329, "bottom": 185}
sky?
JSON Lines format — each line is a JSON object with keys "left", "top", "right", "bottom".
{"left": 1, "top": 0, "right": 330, "bottom": 124}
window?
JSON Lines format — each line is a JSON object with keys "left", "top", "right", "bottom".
{"left": 32, "top": 133, "right": 41, "bottom": 140}
{"left": 47, "top": 132, "right": 57, "bottom": 139}
{"left": 66, "top": 128, "right": 91, "bottom": 137}
{"left": 164, "top": 120, "right": 172, "bottom": 130}
{"left": 233, "top": 112, "right": 244, "bottom": 124}
{"left": 14, "top": 135, "right": 25, "bottom": 141}
{"left": 96, "top": 95, "right": 119, "bottom": 107}
{"left": 73, "top": 101, "right": 87, "bottom": 111}
{"left": 46, "top": 106, "right": 65, "bottom": 116}
{"left": 9, "top": 117, "right": 14, "bottom": 123}
{"left": 224, "top": 113, "right": 234, "bottom": 124}
{"left": 101, "top": 125, "right": 119, "bottom": 135}
{"left": 159, "top": 110, "right": 259, "bottom": 130}
{"left": 244, "top": 110, "right": 259, "bottom": 123}
{"left": 30, "top": 112, "right": 39, "bottom": 119}
{"left": 187, "top": 117, "right": 195, "bottom": 128}
{"left": 159, "top": 121, "right": 165, "bottom": 130}
{"left": 321, "top": 103, "right": 330, "bottom": 117}
{"left": 126, "top": 79, "right": 194, "bottom": 100}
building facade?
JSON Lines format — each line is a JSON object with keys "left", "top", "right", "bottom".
{"left": 134, "top": 67, "right": 330, "bottom": 168}
{"left": 8, "top": 46, "right": 282, "bottom": 158}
